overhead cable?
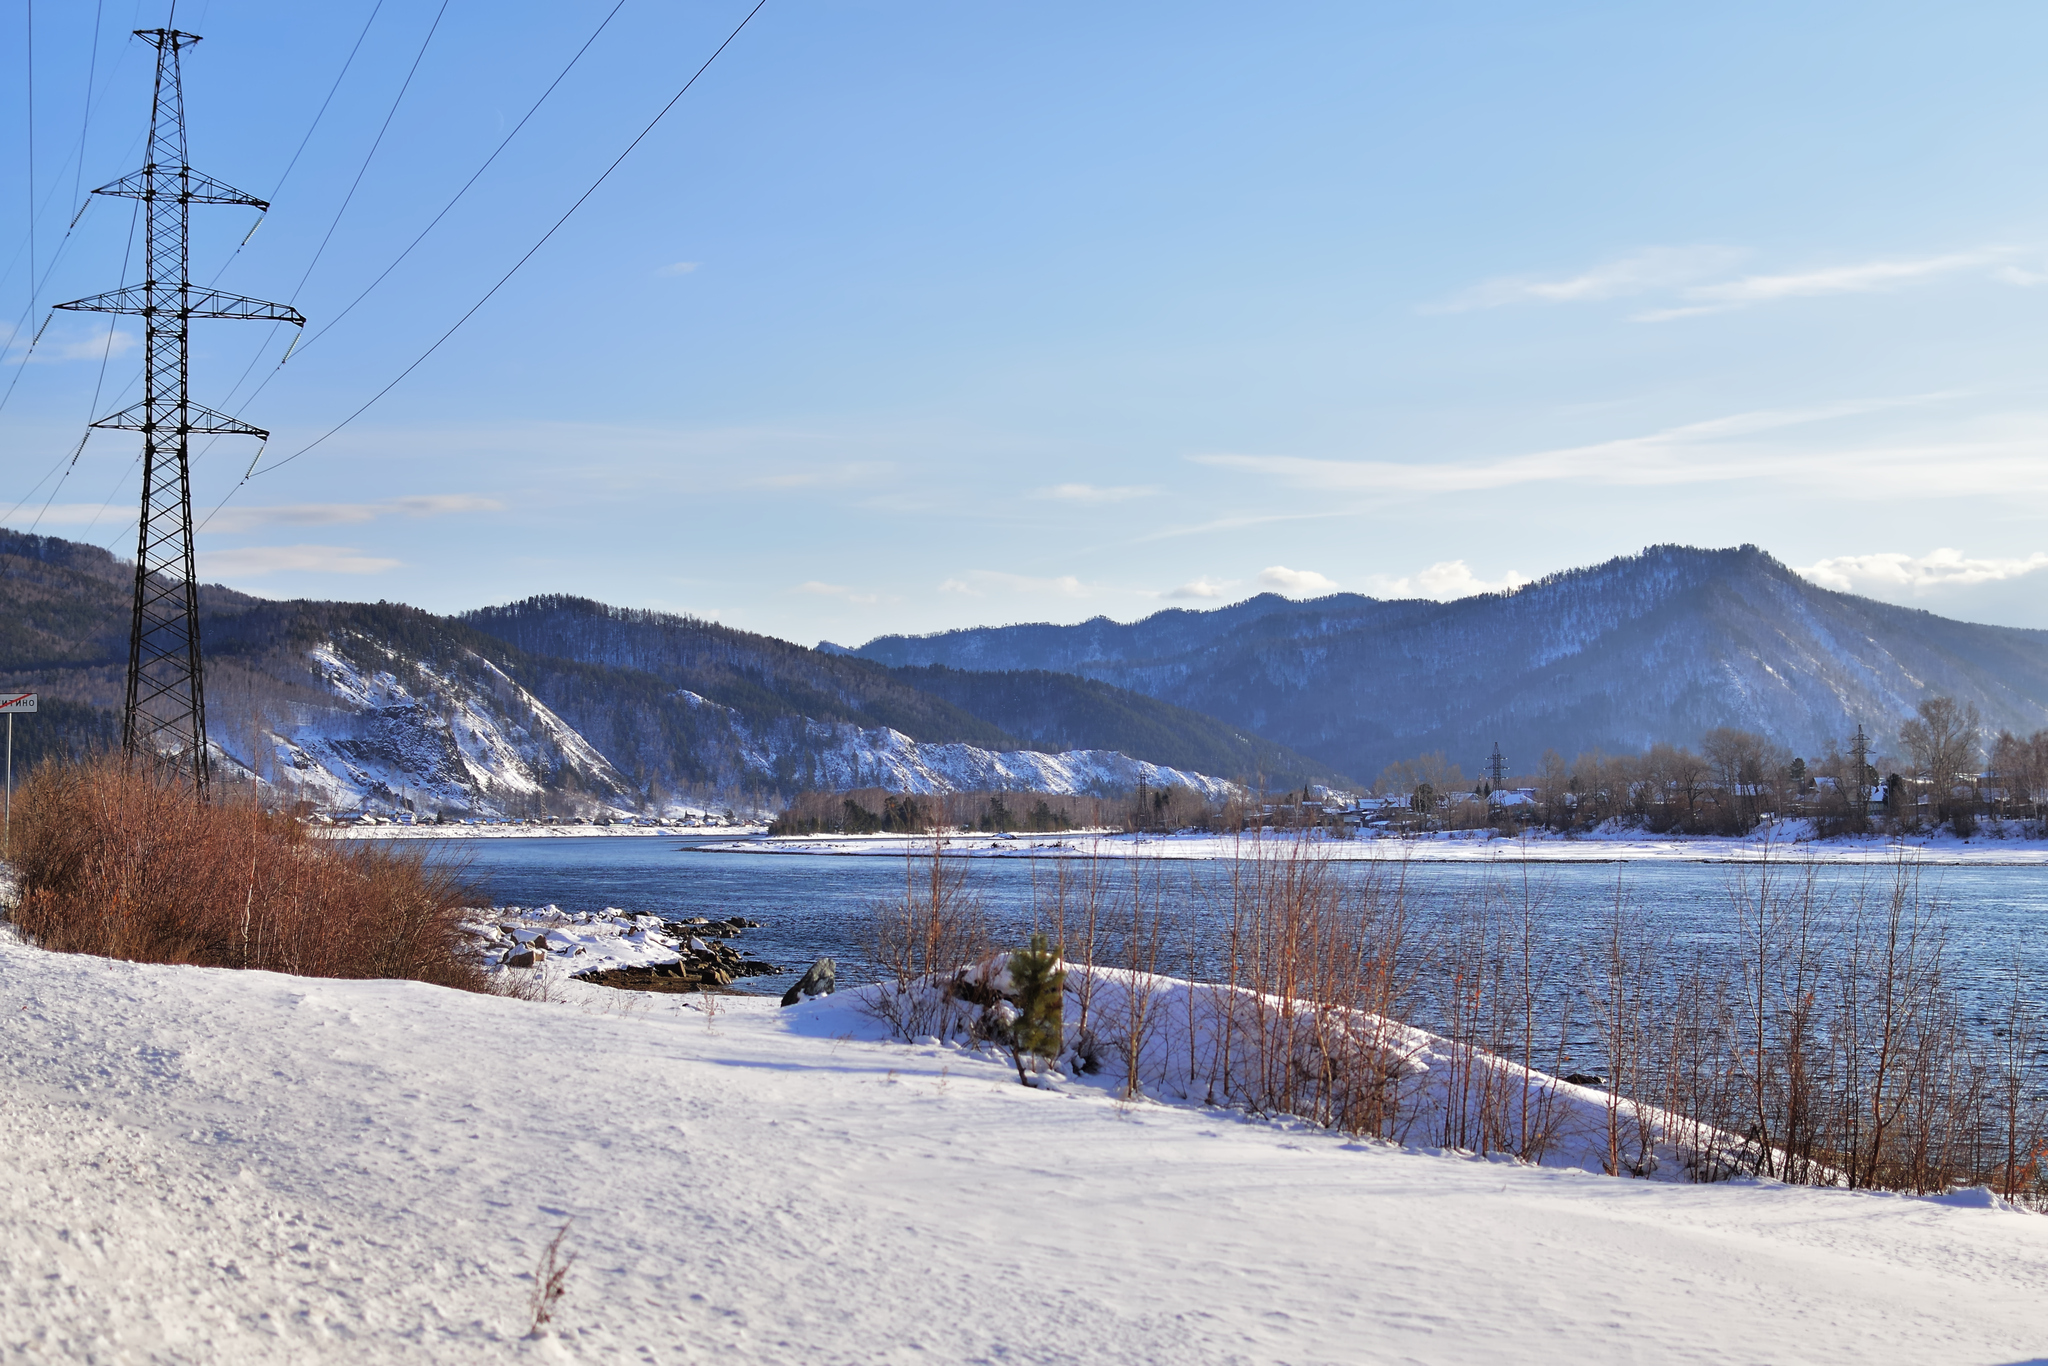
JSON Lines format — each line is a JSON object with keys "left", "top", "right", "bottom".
{"left": 288, "top": 0, "right": 448, "bottom": 304}
{"left": 228, "top": 0, "right": 771, "bottom": 494}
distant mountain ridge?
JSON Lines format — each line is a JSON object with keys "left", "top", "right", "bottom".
{"left": 0, "top": 530, "right": 1333, "bottom": 814}
{"left": 854, "top": 545, "right": 2048, "bottom": 779}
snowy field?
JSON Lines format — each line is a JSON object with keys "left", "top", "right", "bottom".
{"left": 705, "top": 823, "right": 2048, "bottom": 865}
{"left": 2, "top": 932, "right": 2044, "bottom": 1364}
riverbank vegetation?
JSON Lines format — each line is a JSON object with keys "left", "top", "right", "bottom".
{"left": 6, "top": 756, "right": 485, "bottom": 989}
{"left": 864, "top": 836, "right": 2048, "bottom": 1203}
{"left": 1375, "top": 696, "right": 2048, "bottom": 841}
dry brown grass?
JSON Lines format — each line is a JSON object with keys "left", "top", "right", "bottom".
{"left": 9, "top": 756, "right": 486, "bottom": 990}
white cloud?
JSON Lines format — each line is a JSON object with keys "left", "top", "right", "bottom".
{"left": 792, "top": 580, "right": 880, "bottom": 605}
{"left": 1431, "top": 246, "right": 1743, "bottom": 311}
{"left": 50, "top": 326, "right": 138, "bottom": 362}
{"left": 657, "top": 261, "right": 700, "bottom": 276}
{"left": 1190, "top": 394, "right": 2023, "bottom": 501}
{"left": 1795, "top": 548, "right": 2048, "bottom": 594}
{"left": 199, "top": 494, "right": 503, "bottom": 535}
{"left": 1254, "top": 566, "right": 1338, "bottom": 597}
{"left": 200, "top": 544, "right": 401, "bottom": 576}
{"left": 1036, "top": 483, "right": 1159, "bottom": 504}
{"left": 939, "top": 570, "right": 1095, "bottom": 600}
{"left": 1166, "top": 576, "right": 1232, "bottom": 600}
{"left": 1362, "top": 560, "right": 1530, "bottom": 601}
{"left": 3, "top": 320, "right": 139, "bottom": 363}
{"left": 1638, "top": 251, "right": 2002, "bottom": 320}
{"left": 749, "top": 462, "right": 893, "bottom": 490}
{"left": 1437, "top": 245, "right": 2039, "bottom": 322}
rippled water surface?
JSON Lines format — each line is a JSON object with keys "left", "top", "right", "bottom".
{"left": 440, "top": 838, "right": 2048, "bottom": 1029}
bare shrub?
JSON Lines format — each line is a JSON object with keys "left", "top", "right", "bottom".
{"left": 10, "top": 756, "right": 485, "bottom": 989}
{"left": 1192, "top": 835, "right": 1418, "bottom": 1139}
{"left": 861, "top": 836, "right": 990, "bottom": 1040}
{"left": 527, "top": 1220, "right": 574, "bottom": 1337}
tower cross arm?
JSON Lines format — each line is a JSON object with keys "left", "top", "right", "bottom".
{"left": 88, "top": 400, "right": 268, "bottom": 438}
{"left": 54, "top": 286, "right": 303, "bottom": 325}
{"left": 92, "top": 165, "right": 268, "bottom": 209}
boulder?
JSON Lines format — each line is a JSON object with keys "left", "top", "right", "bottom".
{"left": 779, "top": 957, "right": 837, "bottom": 1008}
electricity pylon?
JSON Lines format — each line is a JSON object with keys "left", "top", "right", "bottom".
{"left": 1486, "top": 742, "right": 1508, "bottom": 790}
{"left": 56, "top": 30, "right": 304, "bottom": 795}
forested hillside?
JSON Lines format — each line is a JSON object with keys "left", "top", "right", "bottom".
{"left": 887, "top": 663, "right": 1331, "bottom": 791}
{"left": 0, "top": 531, "right": 1310, "bottom": 815}
{"left": 856, "top": 545, "right": 2048, "bottom": 779}
{"left": 461, "top": 596, "right": 1345, "bottom": 790}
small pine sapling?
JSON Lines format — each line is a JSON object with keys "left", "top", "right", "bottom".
{"left": 1007, "top": 933, "right": 1065, "bottom": 1087}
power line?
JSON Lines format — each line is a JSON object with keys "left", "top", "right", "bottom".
{"left": 288, "top": 0, "right": 447, "bottom": 305}
{"left": 25, "top": 197, "right": 142, "bottom": 537}
{"left": 179, "top": 0, "right": 439, "bottom": 455}
{"left": 203, "top": 0, "right": 386, "bottom": 289}
{"left": 292, "top": 0, "right": 629, "bottom": 357}
{"left": 233, "top": 0, "right": 771, "bottom": 492}
{"left": 71, "top": 0, "right": 105, "bottom": 211}
{"left": 194, "top": 0, "right": 629, "bottom": 445}
{"left": 24, "top": 0, "right": 34, "bottom": 328}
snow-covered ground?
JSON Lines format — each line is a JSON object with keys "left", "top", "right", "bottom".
{"left": 2, "top": 931, "right": 2043, "bottom": 1363}
{"left": 681, "top": 688, "right": 1241, "bottom": 800}
{"left": 707, "top": 822, "right": 2048, "bottom": 865}
{"left": 319, "top": 821, "right": 769, "bottom": 841}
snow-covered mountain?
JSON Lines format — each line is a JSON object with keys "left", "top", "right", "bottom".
{"left": 855, "top": 544, "right": 2048, "bottom": 780}
{"left": 671, "top": 688, "right": 1236, "bottom": 801}
{"left": 0, "top": 530, "right": 1264, "bottom": 816}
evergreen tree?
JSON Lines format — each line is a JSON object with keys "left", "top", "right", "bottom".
{"left": 1007, "top": 933, "right": 1065, "bottom": 1087}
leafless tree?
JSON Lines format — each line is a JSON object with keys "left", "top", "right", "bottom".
{"left": 1899, "top": 696, "right": 1981, "bottom": 823}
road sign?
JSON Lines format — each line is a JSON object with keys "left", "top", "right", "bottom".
{"left": 0, "top": 692, "right": 35, "bottom": 713}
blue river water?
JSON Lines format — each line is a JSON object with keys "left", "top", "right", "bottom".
{"left": 440, "top": 837, "right": 2048, "bottom": 1039}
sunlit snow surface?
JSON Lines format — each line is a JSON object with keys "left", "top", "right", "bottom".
{"left": 698, "top": 821, "right": 2048, "bottom": 865}
{"left": 247, "top": 646, "right": 1236, "bottom": 819}
{"left": 1, "top": 931, "right": 2043, "bottom": 1363}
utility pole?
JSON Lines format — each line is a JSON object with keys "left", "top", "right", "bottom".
{"left": 56, "top": 30, "right": 303, "bottom": 797}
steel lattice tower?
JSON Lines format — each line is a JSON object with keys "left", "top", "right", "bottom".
{"left": 57, "top": 30, "right": 304, "bottom": 794}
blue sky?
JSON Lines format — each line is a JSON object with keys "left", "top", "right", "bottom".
{"left": 7, "top": 1, "right": 2048, "bottom": 644}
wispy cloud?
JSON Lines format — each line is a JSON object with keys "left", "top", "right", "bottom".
{"left": 657, "top": 261, "right": 700, "bottom": 277}
{"left": 1639, "top": 251, "right": 2004, "bottom": 320}
{"left": 201, "top": 544, "right": 402, "bottom": 576}
{"left": 1035, "top": 483, "right": 1159, "bottom": 504}
{"left": 199, "top": 494, "right": 503, "bottom": 535}
{"left": 1190, "top": 395, "right": 1997, "bottom": 498}
{"left": 748, "top": 462, "right": 893, "bottom": 490}
{"left": 3, "top": 320, "right": 139, "bottom": 363}
{"left": 1254, "top": 565, "right": 1338, "bottom": 597}
{"left": 1436, "top": 244, "right": 2037, "bottom": 321}
{"left": 1362, "top": 560, "right": 1529, "bottom": 601}
{"left": 1166, "top": 576, "right": 1233, "bottom": 600}
{"left": 792, "top": 579, "right": 882, "bottom": 605}
{"left": 939, "top": 570, "right": 1096, "bottom": 600}
{"left": 1795, "top": 548, "right": 2048, "bottom": 594}
{"left": 1431, "top": 246, "right": 1742, "bottom": 312}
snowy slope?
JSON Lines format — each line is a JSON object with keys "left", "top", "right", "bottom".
{"left": 242, "top": 654, "right": 1237, "bottom": 818}
{"left": 681, "top": 689, "right": 1239, "bottom": 801}
{"left": 1, "top": 933, "right": 2043, "bottom": 1364}
{"left": 241, "top": 639, "right": 637, "bottom": 818}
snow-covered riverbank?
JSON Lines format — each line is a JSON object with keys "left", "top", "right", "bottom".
{"left": 318, "top": 821, "right": 768, "bottom": 841}
{"left": 1, "top": 932, "right": 2042, "bottom": 1363}
{"left": 699, "top": 823, "right": 2048, "bottom": 865}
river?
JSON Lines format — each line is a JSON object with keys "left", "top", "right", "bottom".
{"left": 446, "top": 836, "right": 2048, "bottom": 1033}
